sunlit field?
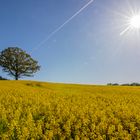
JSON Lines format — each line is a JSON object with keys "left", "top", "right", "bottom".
{"left": 0, "top": 81, "right": 140, "bottom": 139}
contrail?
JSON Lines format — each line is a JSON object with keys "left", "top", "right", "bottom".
{"left": 32, "top": 0, "right": 94, "bottom": 53}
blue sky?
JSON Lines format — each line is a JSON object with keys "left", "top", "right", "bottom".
{"left": 0, "top": 0, "right": 140, "bottom": 84}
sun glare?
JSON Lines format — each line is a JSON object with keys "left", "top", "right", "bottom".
{"left": 130, "top": 15, "right": 140, "bottom": 29}
{"left": 120, "top": 13, "right": 140, "bottom": 36}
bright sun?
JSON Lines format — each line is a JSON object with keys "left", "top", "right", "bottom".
{"left": 120, "top": 13, "right": 140, "bottom": 35}
{"left": 129, "top": 15, "right": 140, "bottom": 29}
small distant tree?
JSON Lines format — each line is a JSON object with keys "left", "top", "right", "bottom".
{"left": 107, "top": 83, "right": 119, "bottom": 86}
{"left": 0, "top": 76, "right": 7, "bottom": 80}
{"left": 112, "top": 83, "right": 119, "bottom": 86}
{"left": 107, "top": 83, "right": 112, "bottom": 86}
{"left": 0, "top": 47, "right": 40, "bottom": 80}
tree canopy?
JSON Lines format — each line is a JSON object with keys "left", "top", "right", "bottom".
{"left": 0, "top": 47, "right": 40, "bottom": 80}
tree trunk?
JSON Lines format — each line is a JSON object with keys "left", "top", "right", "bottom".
{"left": 15, "top": 73, "right": 18, "bottom": 80}
{"left": 15, "top": 76, "right": 18, "bottom": 80}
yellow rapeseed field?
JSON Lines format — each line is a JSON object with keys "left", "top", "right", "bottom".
{"left": 0, "top": 80, "right": 140, "bottom": 139}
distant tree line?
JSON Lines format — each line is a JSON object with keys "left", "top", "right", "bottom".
{"left": 107, "top": 83, "right": 140, "bottom": 86}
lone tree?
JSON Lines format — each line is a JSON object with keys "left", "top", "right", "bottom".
{"left": 0, "top": 47, "right": 40, "bottom": 80}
